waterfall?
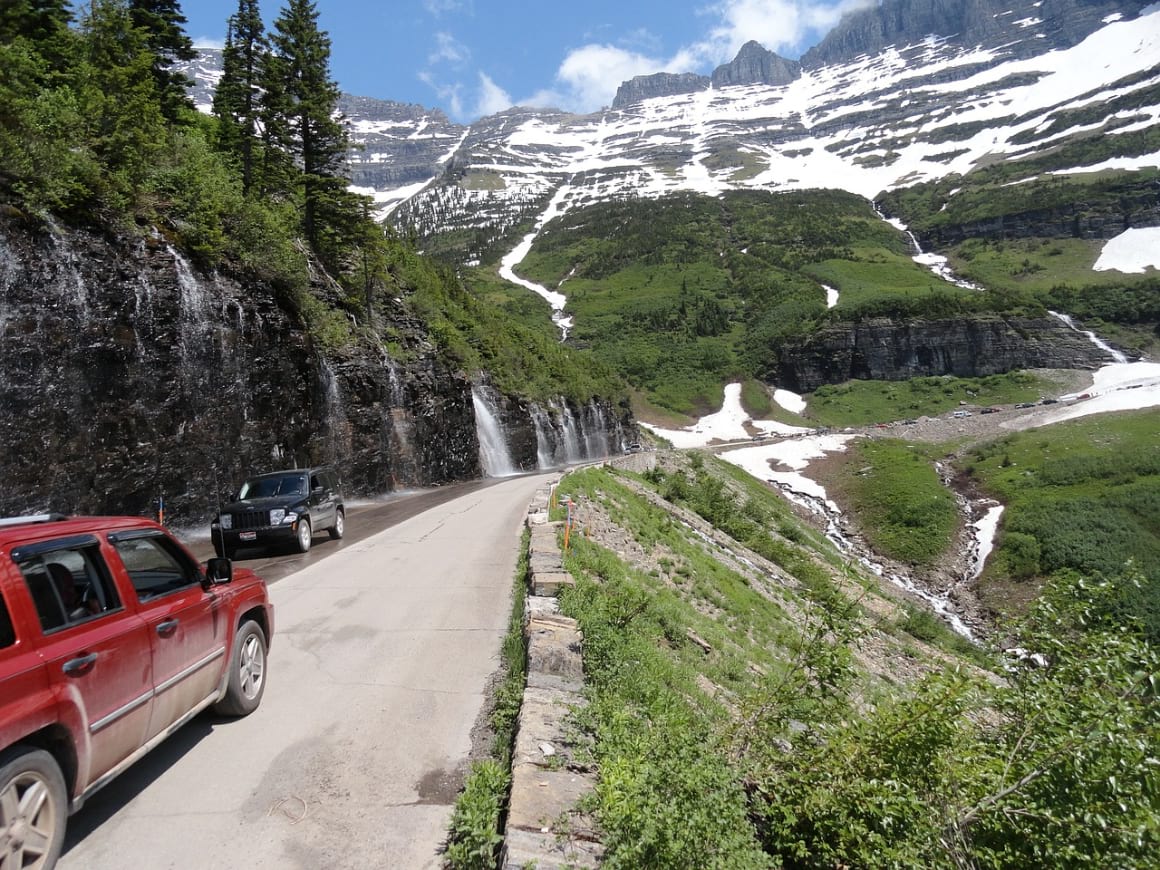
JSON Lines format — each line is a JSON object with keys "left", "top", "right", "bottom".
{"left": 874, "top": 205, "right": 982, "bottom": 291}
{"left": 557, "top": 401, "right": 583, "bottom": 464}
{"left": 530, "top": 405, "right": 556, "bottom": 469}
{"left": 582, "top": 401, "right": 610, "bottom": 460}
{"left": 772, "top": 480, "right": 976, "bottom": 640}
{"left": 1048, "top": 310, "right": 1129, "bottom": 363}
{"left": 320, "top": 359, "right": 350, "bottom": 461}
{"left": 386, "top": 357, "right": 407, "bottom": 406}
{"left": 472, "top": 388, "right": 518, "bottom": 477}
{"left": 171, "top": 245, "right": 211, "bottom": 320}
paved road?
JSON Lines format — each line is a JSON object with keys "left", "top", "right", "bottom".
{"left": 58, "top": 471, "right": 556, "bottom": 870}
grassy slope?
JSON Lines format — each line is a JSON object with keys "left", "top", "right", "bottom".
{"left": 958, "top": 409, "right": 1160, "bottom": 640}
{"left": 804, "top": 371, "right": 1049, "bottom": 427}
{"left": 554, "top": 454, "right": 981, "bottom": 865}
{"left": 505, "top": 189, "right": 977, "bottom": 417}
{"left": 550, "top": 453, "right": 1156, "bottom": 867}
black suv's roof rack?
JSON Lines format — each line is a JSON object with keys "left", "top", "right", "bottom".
{"left": 0, "top": 513, "right": 68, "bottom": 528}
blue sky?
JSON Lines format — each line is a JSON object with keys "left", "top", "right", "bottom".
{"left": 182, "top": 1, "right": 870, "bottom": 121}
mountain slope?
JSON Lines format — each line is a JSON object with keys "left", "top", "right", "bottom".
{"left": 392, "top": 2, "right": 1159, "bottom": 256}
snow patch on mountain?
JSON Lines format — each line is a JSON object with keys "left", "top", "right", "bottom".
{"left": 1093, "top": 227, "right": 1160, "bottom": 273}
{"left": 642, "top": 383, "right": 810, "bottom": 448}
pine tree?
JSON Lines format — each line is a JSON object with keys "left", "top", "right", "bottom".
{"left": 128, "top": 0, "right": 196, "bottom": 122}
{"left": 212, "top": 0, "right": 265, "bottom": 193}
{"left": 80, "top": 0, "right": 167, "bottom": 190}
{"left": 263, "top": 0, "right": 359, "bottom": 267}
{"left": 0, "top": 1, "right": 74, "bottom": 70}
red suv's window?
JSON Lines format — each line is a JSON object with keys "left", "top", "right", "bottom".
{"left": 110, "top": 534, "right": 199, "bottom": 600}
{"left": 16, "top": 544, "right": 122, "bottom": 633}
{"left": 0, "top": 592, "right": 14, "bottom": 648}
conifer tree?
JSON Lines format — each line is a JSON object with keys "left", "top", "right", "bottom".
{"left": 80, "top": 0, "right": 167, "bottom": 190}
{"left": 128, "top": 0, "right": 196, "bottom": 122}
{"left": 0, "top": 0, "right": 74, "bottom": 75}
{"left": 263, "top": 0, "right": 360, "bottom": 268}
{"left": 212, "top": 0, "right": 266, "bottom": 193}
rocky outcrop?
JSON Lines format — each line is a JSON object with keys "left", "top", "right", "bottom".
{"left": 611, "top": 72, "right": 711, "bottom": 110}
{"left": 777, "top": 315, "right": 1119, "bottom": 393}
{"left": 711, "top": 41, "right": 801, "bottom": 88}
{"left": 610, "top": 41, "right": 802, "bottom": 110}
{"left": 0, "top": 213, "right": 480, "bottom": 522}
{"left": 801, "top": 0, "right": 1151, "bottom": 69}
{"left": 914, "top": 186, "right": 1160, "bottom": 247}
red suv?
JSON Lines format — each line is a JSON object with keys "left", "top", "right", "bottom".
{"left": 0, "top": 514, "right": 273, "bottom": 869}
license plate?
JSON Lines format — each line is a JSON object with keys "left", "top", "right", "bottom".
{"left": 239, "top": 531, "right": 257, "bottom": 541}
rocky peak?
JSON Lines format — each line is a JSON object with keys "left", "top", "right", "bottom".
{"left": 801, "top": 0, "right": 1152, "bottom": 69}
{"left": 611, "top": 72, "right": 711, "bottom": 110}
{"left": 710, "top": 40, "right": 802, "bottom": 88}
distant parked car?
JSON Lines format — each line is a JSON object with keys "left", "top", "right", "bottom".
{"left": 980, "top": 407, "right": 1001, "bottom": 414}
{"left": 1040, "top": 398, "right": 1059, "bottom": 405}
{"left": 1015, "top": 402, "right": 1036, "bottom": 409}
{"left": 211, "top": 466, "right": 344, "bottom": 558}
{"left": 952, "top": 410, "right": 972, "bottom": 418}
{"left": 623, "top": 442, "right": 643, "bottom": 454}
{"left": 0, "top": 513, "right": 272, "bottom": 869}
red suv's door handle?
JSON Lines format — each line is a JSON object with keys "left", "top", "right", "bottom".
{"left": 156, "top": 619, "right": 179, "bottom": 637}
{"left": 63, "top": 653, "right": 98, "bottom": 675}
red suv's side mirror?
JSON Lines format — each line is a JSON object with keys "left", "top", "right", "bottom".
{"left": 205, "top": 557, "right": 233, "bottom": 585}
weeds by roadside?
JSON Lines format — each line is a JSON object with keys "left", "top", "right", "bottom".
{"left": 444, "top": 529, "right": 529, "bottom": 869}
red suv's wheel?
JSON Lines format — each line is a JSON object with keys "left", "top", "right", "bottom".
{"left": 214, "top": 621, "right": 267, "bottom": 717}
{"left": 0, "top": 746, "right": 67, "bottom": 870}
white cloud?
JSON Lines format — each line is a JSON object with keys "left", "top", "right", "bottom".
{"left": 418, "top": 70, "right": 464, "bottom": 119}
{"left": 423, "top": 0, "right": 467, "bottom": 16}
{"left": 192, "top": 37, "right": 225, "bottom": 50}
{"left": 521, "top": 43, "right": 680, "bottom": 113}
{"left": 474, "top": 72, "right": 513, "bottom": 116}
{"left": 699, "top": 0, "right": 874, "bottom": 60}
{"left": 520, "top": 0, "right": 874, "bottom": 114}
{"left": 429, "top": 31, "right": 470, "bottom": 65}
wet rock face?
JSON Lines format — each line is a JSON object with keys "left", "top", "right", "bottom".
{"left": 0, "top": 214, "right": 479, "bottom": 523}
{"left": 473, "top": 383, "right": 634, "bottom": 472}
{"left": 777, "top": 315, "right": 1116, "bottom": 393}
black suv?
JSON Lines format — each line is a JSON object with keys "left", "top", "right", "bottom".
{"left": 211, "top": 467, "right": 344, "bottom": 558}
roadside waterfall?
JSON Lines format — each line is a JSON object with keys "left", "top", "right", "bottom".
{"left": 472, "top": 388, "right": 519, "bottom": 477}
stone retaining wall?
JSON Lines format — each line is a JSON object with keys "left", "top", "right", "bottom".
{"left": 500, "top": 482, "right": 602, "bottom": 869}
{"left": 499, "top": 457, "right": 657, "bottom": 867}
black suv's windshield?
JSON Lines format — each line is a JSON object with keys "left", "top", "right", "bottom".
{"left": 239, "top": 474, "right": 307, "bottom": 499}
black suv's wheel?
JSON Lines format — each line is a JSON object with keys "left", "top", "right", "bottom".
{"left": 214, "top": 621, "right": 267, "bottom": 716}
{"left": 328, "top": 508, "right": 345, "bottom": 540}
{"left": 295, "top": 518, "right": 312, "bottom": 553}
{"left": 0, "top": 745, "right": 67, "bottom": 870}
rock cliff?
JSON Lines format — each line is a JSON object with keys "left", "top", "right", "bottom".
{"left": 0, "top": 214, "right": 630, "bottom": 523}
{"left": 710, "top": 41, "right": 801, "bottom": 88}
{"left": 611, "top": 72, "right": 711, "bottom": 110}
{"left": 777, "top": 315, "right": 1120, "bottom": 393}
{"left": 0, "top": 212, "right": 482, "bottom": 522}
{"left": 801, "top": 0, "right": 1151, "bottom": 69}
